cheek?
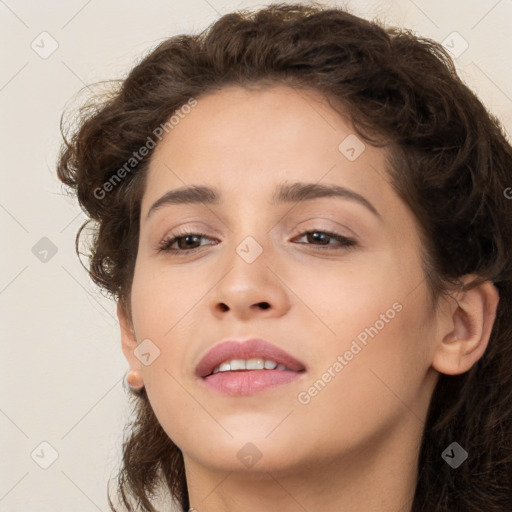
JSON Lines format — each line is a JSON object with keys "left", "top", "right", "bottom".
{"left": 129, "top": 259, "right": 208, "bottom": 394}
{"left": 328, "top": 283, "right": 431, "bottom": 397}
{"left": 298, "top": 251, "right": 410, "bottom": 351}
{"left": 128, "top": 264, "right": 203, "bottom": 444}
{"left": 130, "top": 259, "right": 199, "bottom": 338}
{"left": 297, "top": 252, "right": 432, "bottom": 415}
{"left": 290, "top": 296, "right": 432, "bottom": 458}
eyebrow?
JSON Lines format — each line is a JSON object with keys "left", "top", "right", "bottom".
{"left": 146, "top": 182, "right": 382, "bottom": 221}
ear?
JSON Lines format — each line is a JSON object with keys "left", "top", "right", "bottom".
{"left": 431, "top": 277, "right": 499, "bottom": 375}
{"left": 117, "top": 301, "right": 142, "bottom": 373}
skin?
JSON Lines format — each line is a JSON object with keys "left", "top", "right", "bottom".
{"left": 118, "top": 84, "right": 499, "bottom": 512}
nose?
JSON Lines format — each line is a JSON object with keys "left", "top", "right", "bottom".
{"left": 208, "top": 239, "right": 291, "bottom": 321}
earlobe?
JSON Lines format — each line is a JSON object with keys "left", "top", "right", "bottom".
{"left": 431, "top": 278, "right": 499, "bottom": 376}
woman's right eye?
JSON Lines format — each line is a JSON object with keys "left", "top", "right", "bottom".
{"left": 157, "top": 231, "right": 215, "bottom": 254}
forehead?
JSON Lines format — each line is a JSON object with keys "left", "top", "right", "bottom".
{"left": 153, "top": 84, "right": 354, "bottom": 158}
{"left": 144, "top": 84, "right": 392, "bottom": 212}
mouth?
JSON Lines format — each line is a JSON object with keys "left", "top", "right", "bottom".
{"left": 195, "top": 338, "right": 307, "bottom": 395}
{"left": 208, "top": 357, "right": 296, "bottom": 375}
{"left": 196, "top": 338, "right": 307, "bottom": 378}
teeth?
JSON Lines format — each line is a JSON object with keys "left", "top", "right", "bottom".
{"left": 211, "top": 358, "right": 292, "bottom": 374}
{"left": 230, "top": 359, "right": 246, "bottom": 371}
{"left": 218, "top": 361, "right": 231, "bottom": 372}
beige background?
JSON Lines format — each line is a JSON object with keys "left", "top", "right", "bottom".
{"left": 1, "top": 0, "right": 511, "bottom": 510}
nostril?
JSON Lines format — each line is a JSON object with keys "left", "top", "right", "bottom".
{"left": 257, "top": 302, "right": 270, "bottom": 310}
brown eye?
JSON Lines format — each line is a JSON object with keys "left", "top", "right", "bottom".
{"left": 293, "top": 230, "right": 357, "bottom": 249}
{"left": 157, "top": 231, "right": 215, "bottom": 253}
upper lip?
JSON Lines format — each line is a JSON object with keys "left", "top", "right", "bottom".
{"left": 195, "top": 338, "right": 307, "bottom": 378}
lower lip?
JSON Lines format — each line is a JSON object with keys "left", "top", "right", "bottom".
{"left": 201, "top": 369, "right": 303, "bottom": 395}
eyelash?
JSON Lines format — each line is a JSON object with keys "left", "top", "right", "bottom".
{"left": 156, "top": 229, "right": 357, "bottom": 255}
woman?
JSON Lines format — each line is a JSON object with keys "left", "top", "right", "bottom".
{"left": 57, "top": 3, "right": 512, "bottom": 511}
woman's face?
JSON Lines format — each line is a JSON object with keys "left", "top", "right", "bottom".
{"left": 124, "top": 84, "right": 441, "bottom": 475}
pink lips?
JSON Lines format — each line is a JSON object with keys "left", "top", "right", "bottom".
{"left": 195, "top": 338, "right": 306, "bottom": 378}
{"left": 195, "top": 338, "right": 307, "bottom": 395}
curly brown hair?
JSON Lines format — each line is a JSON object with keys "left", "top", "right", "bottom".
{"left": 56, "top": 3, "right": 512, "bottom": 511}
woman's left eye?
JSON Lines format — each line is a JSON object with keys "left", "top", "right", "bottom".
{"left": 156, "top": 229, "right": 357, "bottom": 254}
{"left": 293, "top": 230, "right": 357, "bottom": 249}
